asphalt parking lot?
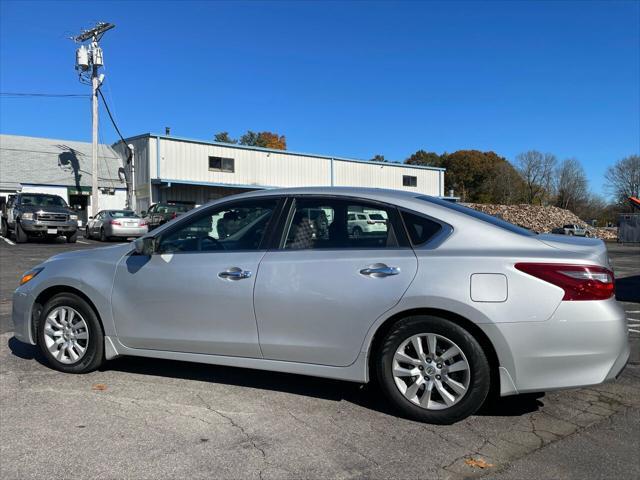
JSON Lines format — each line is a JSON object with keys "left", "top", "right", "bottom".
{"left": 0, "top": 236, "right": 638, "bottom": 479}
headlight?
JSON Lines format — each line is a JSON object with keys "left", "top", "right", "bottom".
{"left": 70, "top": 214, "right": 78, "bottom": 220}
{"left": 20, "top": 267, "right": 43, "bottom": 286}
{"left": 22, "top": 213, "right": 34, "bottom": 220}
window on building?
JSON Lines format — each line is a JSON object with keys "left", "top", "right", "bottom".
{"left": 403, "top": 175, "right": 417, "bottom": 187}
{"left": 209, "top": 156, "right": 235, "bottom": 173}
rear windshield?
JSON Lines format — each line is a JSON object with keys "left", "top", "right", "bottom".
{"left": 158, "top": 204, "right": 190, "bottom": 213}
{"left": 110, "top": 211, "right": 138, "bottom": 218}
{"left": 417, "top": 196, "right": 536, "bottom": 237}
{"left": 20, "top": 194, "right": 67, "bottom": 207}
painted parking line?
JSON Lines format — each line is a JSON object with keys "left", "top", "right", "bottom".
{"left": 77, "top": 240, "right": 89, "bottom": 244}
{"left": 0, "top": 235, "right": 15, "bottom": 245}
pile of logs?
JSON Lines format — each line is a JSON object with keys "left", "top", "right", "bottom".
{"left": 464, "top": 203, "right": 618, "bottom": 241}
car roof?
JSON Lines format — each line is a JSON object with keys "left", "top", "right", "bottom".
{"left": 217, "top": 187, "right": 422, "bottom": 203}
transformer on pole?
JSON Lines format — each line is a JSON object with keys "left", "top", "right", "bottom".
{"left": 72, "top": 22, "right": 115, "bottom": 217}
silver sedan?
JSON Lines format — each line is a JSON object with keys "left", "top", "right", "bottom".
{"left": 12, "top": 188, "right": 629, "bottom": 424}
{"left": 85, "top": 210, "right": 148, "bottom": 241}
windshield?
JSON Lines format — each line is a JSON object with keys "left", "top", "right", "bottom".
{"left": 20, "top": 194, "right": 67, "bottom": 208}
{"left": 417, "top": 196, "right": 536, "bottom": 237}
{"left": 110, "top": 211, "right": 138, "bottom": 218}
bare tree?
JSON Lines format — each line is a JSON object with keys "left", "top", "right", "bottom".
{"left": 515, "top": 151, "right": 556, "bottom": 204}
{"left": 554, "top": 158, "right": 588, "bottom": 211}
{"left": 605, "top": 155, "right": 640, "bottom": 204}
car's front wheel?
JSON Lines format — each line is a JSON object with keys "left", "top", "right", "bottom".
{"left": 376, "top": 315, "right": 490, "bottom": 424}
{"left": 37, "top": 293, "right": 104, "bottom": 373}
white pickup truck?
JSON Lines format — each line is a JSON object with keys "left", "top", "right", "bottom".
{"left": 551, "top": 224, "right": 592, "bottom": 237}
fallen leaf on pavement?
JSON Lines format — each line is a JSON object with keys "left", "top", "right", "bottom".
{"left": 91, "top": 384, "right": 107, "bottom": 391}
{"left": 465, "top": 458, "right": 494, "bottom": 469}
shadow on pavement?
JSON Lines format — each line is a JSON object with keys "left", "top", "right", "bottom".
{"left": 8, "top": 336, "right": 544, "bottom": 420}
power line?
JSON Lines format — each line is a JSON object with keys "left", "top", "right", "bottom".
{"left": 96, "top": 88, "right": 130, "bottom": 154}
{"left": 0, "top": 92, "right": 89, "bottom": 98}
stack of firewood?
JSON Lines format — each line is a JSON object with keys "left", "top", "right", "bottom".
{"left": 464, "top": 203, "right": 618, "bottom": 241}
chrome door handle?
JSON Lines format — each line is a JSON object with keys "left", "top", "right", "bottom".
{"left": 359, "top": 265, "right": 400, "bottom": 277}
{"left": 218, "top": 267, "right": 252, "bottom": 280}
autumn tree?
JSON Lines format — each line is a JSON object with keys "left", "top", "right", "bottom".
{"left": 214, "top": 132, "right": 237, "bottom": 144}
{"left": 238, "top": 131, "right": 287, "bottom": 150}
{"left": 605, "top": 155, "right": 640, "bottom": 206}
{"left": 405, "top": 150, "right": 442, "bottom": 167}
{"left": 515, "top": 151, "right": 557, "bottom": 204}
{"left": 437, "top": 150, "right": 522, "bottom": 203}
{"left": 554, "top": 158, "right": 588, "bottom": 211}
{"left": 370, "top": 154, "right": 387, "bottom": 162}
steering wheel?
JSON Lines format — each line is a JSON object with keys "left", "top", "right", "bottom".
{"left": 199, "top": 236, "right": 224, "bottom": 251}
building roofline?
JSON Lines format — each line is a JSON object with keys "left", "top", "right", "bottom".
{"left": 117, "top": 133, "right": 446, "bottom": 172}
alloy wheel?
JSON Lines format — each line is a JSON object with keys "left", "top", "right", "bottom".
{"left": 43, "top": 306, "right": 89, "bottom": 364}
{"left": 392, "top": 333, "right": 470, "bottom": 410}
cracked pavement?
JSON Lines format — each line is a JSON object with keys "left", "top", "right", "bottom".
{"left": 1, "top": 240, "right": 639, "bottom": 479}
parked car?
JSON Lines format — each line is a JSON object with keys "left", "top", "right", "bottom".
{"left": 0, "top": 192, "right": 78, "bottom": 243}
{"left": 85, "top": 210, "right": 148, "bottom": 241}
{"left": 348, "top": 211, "right": 388, "bottom": 238}
{"left": 142, "top": 202, "right": 193, "bottom": 230}
{"left": 12, "top": 187, "right": 628, "bottom": 424}
{"left": 551, "top": 224, "right": 592, "bottom": 237}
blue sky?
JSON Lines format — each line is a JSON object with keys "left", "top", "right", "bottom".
{"left": 1, "top": 0, "right": 638, "bottom": 197}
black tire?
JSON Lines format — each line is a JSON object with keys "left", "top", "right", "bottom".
{"left": 85, "top": 227, "right": 91, "bottom": 239}
{"left": 99, "top": 228, "right": 108, "bottom": 242}
{"left": 37, "top": 293, "right": 104, "bottom": 374}
{"left": 67, "top": 231, "right": 78, "bottom": 243}
{"left": 15, "top": 221, "right": 28, "bottom": 243}
{"left": 0, "top": 218, "right": 7, "bottom": 237}
{"left": 352, "top": 226, "right": 362, "bottom": 238}
{"left": 375, "top": 315, "right": 490, "bottom": 424}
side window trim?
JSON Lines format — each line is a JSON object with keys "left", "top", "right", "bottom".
{"left": 276, "top": 195, "right": 410, "bottom": 251}
{"left": 153, "top": 196, "right": 286, "bottom": 253}
{"left": 398, "top": 207, "right": 453, "bottom": 250}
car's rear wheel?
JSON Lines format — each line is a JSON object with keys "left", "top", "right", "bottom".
{"left": 37, "top": 293, "right": 104, "bottom": 373}
{"left": 100, "top": 228, "right": 109, "bottom": 242}
{"left": 0, "top": 218, "right": 7, "bottom": 237}
{"left": 376, "top": 315, "right": 490, "bottom": 424}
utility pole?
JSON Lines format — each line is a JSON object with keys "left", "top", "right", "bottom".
{"left": 73, "top": 22, "right": 115, "bottom": 217}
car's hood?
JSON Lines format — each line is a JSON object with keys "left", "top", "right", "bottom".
{"left": 47, "top": 243, "right": 133, "bottom": 263}
{"left": 537, "top": 233, "right": 609, "bottom": 267}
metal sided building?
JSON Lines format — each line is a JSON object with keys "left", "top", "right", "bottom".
{"left": 113, "top": 133, "right": 446, "bottom": 213}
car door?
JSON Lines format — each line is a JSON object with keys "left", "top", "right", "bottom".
{"left": 111, "top": 197, "right": 283, "bottom": 357}
{"left": 254, "top": 196, "right": 418, "bottom": 367}
{"left": 91, "top": 212, "right": 103, "bottom": 235}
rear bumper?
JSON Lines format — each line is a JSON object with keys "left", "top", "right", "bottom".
{"left": 480, "top": 298, "right": 629, "bottom": 395}
{"left": 108, "top": 225, "right": 148, "bottom": 238}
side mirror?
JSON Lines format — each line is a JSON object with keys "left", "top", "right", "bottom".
{"left": 88, "top": 216, "right": 93, "bottom": 220}
{"left": 133, "top": 237, "right": 156, "bottom": 256}
{"left": 140, "top": 211, "right": 146, "bottom": 217}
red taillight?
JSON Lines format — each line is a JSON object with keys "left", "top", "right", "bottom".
{"left": 171, "top": 212, "right": 177, "bottom": 219}
{"left": 110, "top": 220, "right": 122, "bottom": 226}
{"left": 515, "top": 263, "right": 615, "bottom": 301}
{"left": 139, "top": 220, "right": 147, "bottom": 227}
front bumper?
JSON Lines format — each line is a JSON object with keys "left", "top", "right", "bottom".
{"left": 481, "top": 298, "right": 630, "bottom": 395}
{"left": 21, "top": 219, "right": 78, "bottom": 235}
{"left": 12, "top": 289, "right": 36, "bottom": 345}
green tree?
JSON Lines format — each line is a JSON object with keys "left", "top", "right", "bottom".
{"left": 213, "top": 132, "right": 237, "bottom": 144}
{"left": 405, "top": 150, "right": 442, "bottom": 167}
{"left": 370, "top": 154, "right": 387, "bottom": 162}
